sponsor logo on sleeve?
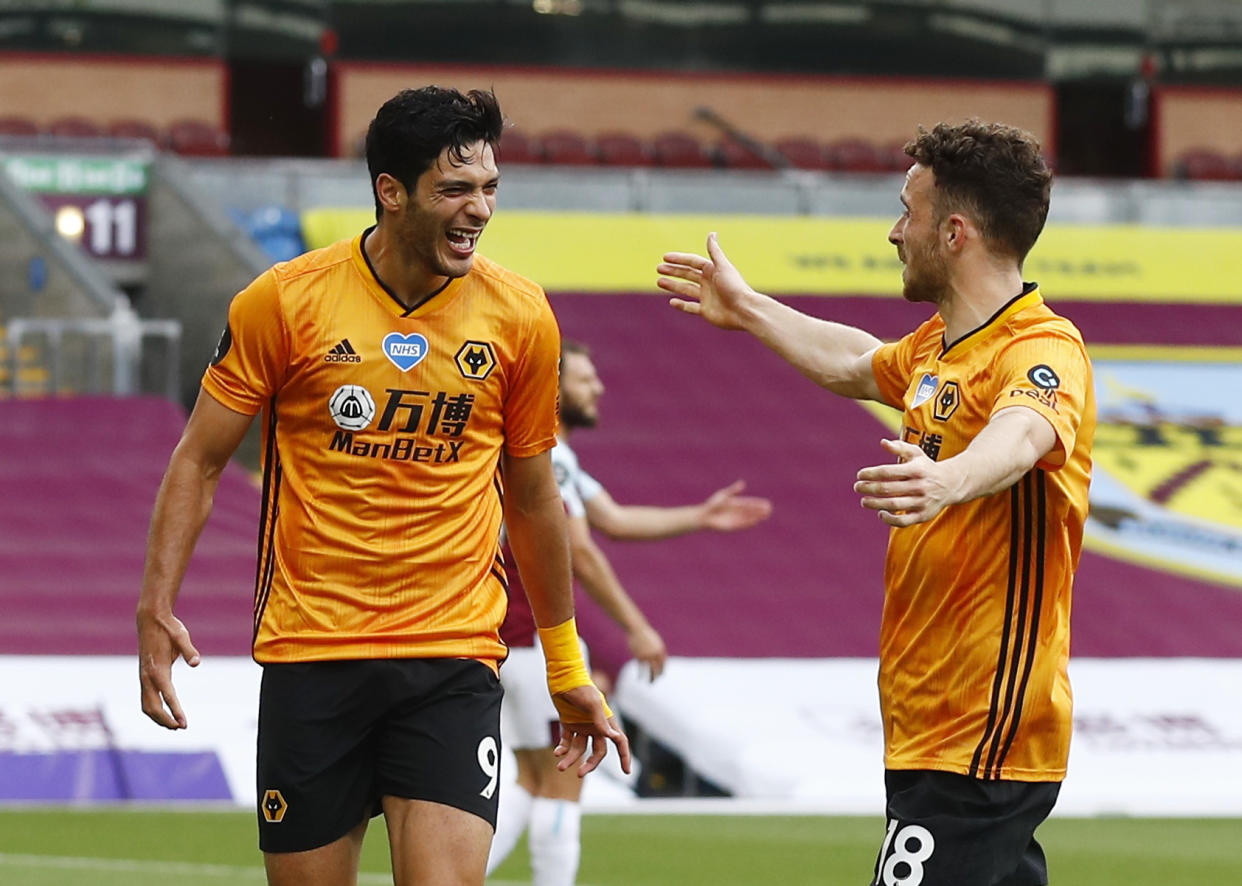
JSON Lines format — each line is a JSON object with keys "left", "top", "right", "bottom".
{"left": 1028, "top": 364, "right": 1060, "bottom": 389}
{"left": 210, "top": 324, "right": 232, "bottom": 366}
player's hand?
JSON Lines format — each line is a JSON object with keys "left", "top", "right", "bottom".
{"left": 854, "top": 438, "right": 961, "bottom": 527}
{"left": 137, "top": 609, "right": 200, "bottom": 730}
{"left": 658, "top": 233, "right": 756, "bottom": 330}
{"left": 552, "top": 684, "right": 632, "bottom": 777}
{"left": 701, "top": 479, "right": 773, "bottom": 531}
{"left": 627, "top": 623, "right": 668, "bottom": 681}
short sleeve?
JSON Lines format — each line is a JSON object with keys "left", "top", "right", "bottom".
{"left": 871, "top": 321, "right": 935, "bottom": 410}
{"left": 990, "top": 329, "right": 1090, "bottom": 470}
{"left": 575, "top": 468, "right": 604, "bottom": 504}
{"left": 551, "top": 443, "right": 587, "bottom": 518}
{"left": 503, "top": 291, "right": 561, "bottom": 457}
{"left": 201, "top": 269, "right": 289, "bottom": 415}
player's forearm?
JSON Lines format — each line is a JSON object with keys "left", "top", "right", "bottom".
{"left": 738, "top": 293, "right": 884, "bottom": 399}
{"left": 570, "top": 538, "right": 651, "bottom": 633}
{"left": 506, "top": 492, "right": 575, "bottom": 629}
{"left": 138, "top": 448, "right": 223, "bottom": 618}
{"left": 590, "top": 503, "right": 704, "bottom": 540}
{"left": 940, "top": 408, "right": 1057, "bottom": 504}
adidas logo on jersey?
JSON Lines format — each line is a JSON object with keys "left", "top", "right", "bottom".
{"left": 325, "top": 339, "right": 362, "bottom": 363}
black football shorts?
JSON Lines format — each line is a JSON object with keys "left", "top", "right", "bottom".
{"left": 869, "top": 769, "right": 1061, "bottom": 886}
{"left": 255, "top": 657, "right": 503, "bottom": 853}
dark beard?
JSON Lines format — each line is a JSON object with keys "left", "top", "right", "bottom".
{"left": 900, "top": 248, "right": 949, "bottom": 305}
{"left": 560, "top": 400, "right": 598, "bottom": 429}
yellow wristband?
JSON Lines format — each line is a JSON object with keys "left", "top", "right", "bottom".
{"left": 538, "top": 617, "right": 614, "bottom": 721}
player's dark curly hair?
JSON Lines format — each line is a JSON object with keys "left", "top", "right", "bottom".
{"left": 905, "top": 119, "right": 1051, "bottom": 264}
{"left": 365, "top": 86, "right": 504, "bottom": 219}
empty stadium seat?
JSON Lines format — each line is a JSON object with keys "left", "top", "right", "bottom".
{"left": 538, "top": 129, "right": 596, "bottom": 165}
{"left": 46, "top": 116, "right": 102, "bottom": 138}
{"left": 774, "top": 137, "right": 830, "bottom": 170}
{"left": 824, "top": 138, "right": 887, "bottom": 173}
{"left": 879, "top": 140, "right": 915, "bottom": 172}
{"left": 651, "top": 131, "right": 713, "bottom": 168}
{"left": 714, "top": 138, "right": 773, "bottom": 170}
{"left": 232, "top": 205, "right": 305, "bottom": 263}
{"left": 1174, "top": 147, "right": 1239, "bottom": 181}
{"left": 497, "top": 128, "right": 541, "bottom": 164}
{"left": 0, "top": 116, "right": 40, "bottom": 136}
{"left": 594, "top": 131, "right": 652, "bottom": 167}
{"left": 107, "top": 118, "right": 163, "bottom": 146}
{"left": 166, "top": 119, "right": 230, "bottom": 156}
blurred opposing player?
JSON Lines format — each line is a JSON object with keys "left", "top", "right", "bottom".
{"left": 487, "top": 339, "right": 772, "bottom": 886}
{"left": 137, "top": 86, "right": 626, "bottom": 886}
{"left": 658, "top": 120, "right": 1094, "bottom": 886}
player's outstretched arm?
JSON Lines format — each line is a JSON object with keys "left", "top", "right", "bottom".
{"left": 657, "top": 233, "right": 886, "bottom": 401}
{"left": 854, "top": 407, "right": 1058, "bottom": 527}
{"left": 503, "top": 451, "right": 632, "bottom": 776}
{"left": 138, "top": 391, "right": 253, "bottom": 729}
{"left": 567, "top": 515, "right": 667, "bottom": 680}
{"left": 584, "top": 480, "right": 771, "bottom": 541}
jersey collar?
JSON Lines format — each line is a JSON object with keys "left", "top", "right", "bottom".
{"left": 353, "top": 227, "right": 464, "bottom": 318}
{"left": 941, "top": 282, "right": 1041, "bottom": 358}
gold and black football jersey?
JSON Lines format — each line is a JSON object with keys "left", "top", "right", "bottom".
{"left": 870, "top": 286, "right": 1095, "bottom": 782}
{"left": 202, "top": 230, "right": 560, "bottom": 668}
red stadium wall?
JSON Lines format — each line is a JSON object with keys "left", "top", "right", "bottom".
{"left": 0, "top": 52, "right": 226, "bottom": 132}
{"left": 332, "top": 62, "right": 1054, "bottom": 159}
{"left": 1153, "top": 84, "right": 1242, "bottom": 177}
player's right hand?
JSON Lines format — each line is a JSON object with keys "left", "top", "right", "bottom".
{"left": 137, "top": 609, "right": 200, "bottom": 730}
{"left": 552, "top": 684, "right": 632, "bottom": 778}
{"left": 657, "top": 232, "right": 756, "bottom": 330}
{"left": 627, "top": 623, "right": 668, "bottom": 681}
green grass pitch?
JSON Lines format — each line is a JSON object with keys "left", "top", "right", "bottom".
{"left": 0, "top": 809, "right": 1238, "bottom": 884}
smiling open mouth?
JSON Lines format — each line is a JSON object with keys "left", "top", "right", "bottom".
{"left": 447, "top": 228, "right": 479, "bottom": 253}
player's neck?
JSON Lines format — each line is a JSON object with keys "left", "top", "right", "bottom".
{"left": 364, "top": 225, "right": 448, "bottom": 309}
{"left": 939, "top": 261, "right": 1024, "bottom": 343}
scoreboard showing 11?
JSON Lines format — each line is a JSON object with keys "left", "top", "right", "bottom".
{"left": 2, "top": 153, "right": 151, "bottom": 262}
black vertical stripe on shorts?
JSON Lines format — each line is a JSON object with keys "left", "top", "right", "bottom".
{"left": 971, "top": 470, "right": 1047, "bottom": 779}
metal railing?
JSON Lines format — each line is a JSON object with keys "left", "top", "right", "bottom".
{"left": 3, "top": 312, "right": 181, "bottom": 401}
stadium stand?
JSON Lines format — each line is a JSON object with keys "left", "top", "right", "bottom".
{"left": 0, "top": 115, "right": 41, "bottom": 136}
{"left": 229, "top": 205, "right": 306, "bottom": 264}
{"left": 165, "top": 118, "right": 230, "bottom": 157}
{"left": 773, "top": 136, "right": 831, "bottom": 170}
{"left": 713, "top": 137, "right": 773, "bottom": 170}
{"left": 594, "top": 131, "right": 653, "bottom": 167}
{"left": 650, "top": 130, "right": 714, "bottom": 168}
{"left": 1173, "top": 147, "right": 1241, "bottom": 181}
{"left": 45, "top": 116, "right": 102, "bottom": 139}
{"left": 106, "top": 118, "right": 163, "bottom": 146}
{"left": 497, "top": 127, "right": 541, "bottom": 164}
{"left": 823, "top": 137, "right": 888, "bottom": 173}
{"left": 537, "top": 128, "right": 596, "bottom": 165}
{"left": 0, "top": 397, "right": 258, "bottom": 655}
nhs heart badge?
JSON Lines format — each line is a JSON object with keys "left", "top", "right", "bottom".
{"left": 382, "top": 332, "right": 429, "bottom": 371}
{"left": 911, "top": 373, "right": 938, "bottom": 408}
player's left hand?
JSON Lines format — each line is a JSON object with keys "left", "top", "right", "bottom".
{"left": 854, "top": 438, "right": 961, "bottom": 527}
{"left": 552, "top": 684, "right": 632, "bottom": 778}
{"left": 701, "top": 479, "right": 773, "bottom": 531}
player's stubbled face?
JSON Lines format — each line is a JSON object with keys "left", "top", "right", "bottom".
{"left": 889, "top": 163, "right": 950, "bottom": 305}
{"left": 403, "top": 139, "right": 499, "bottom": 281}
{"left": 560, "top": 352, "right": 603, "bottom": 429}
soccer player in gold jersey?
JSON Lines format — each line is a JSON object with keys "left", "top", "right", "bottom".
{"left": 658, "top": 120, "right": 1094, "bottom": 886}
{"left": 137, "top": 86, "right": 626, "bottom": 886}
